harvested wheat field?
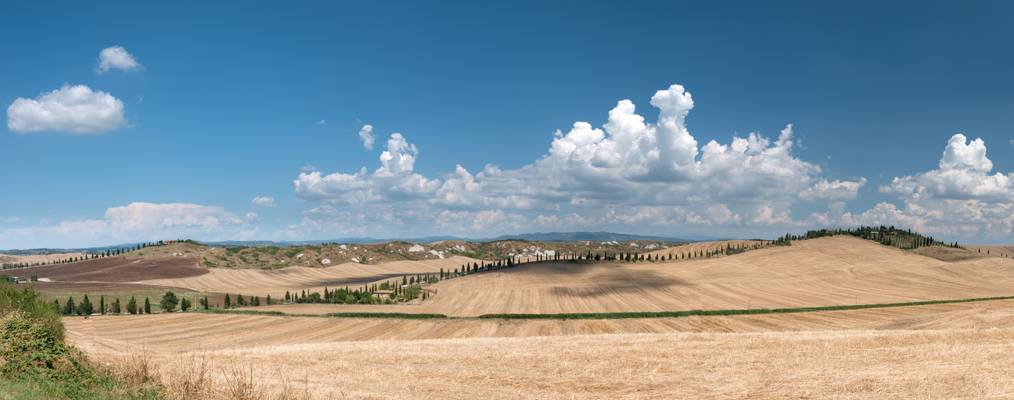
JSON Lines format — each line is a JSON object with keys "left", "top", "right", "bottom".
{"left": 139, "top": 256, "right": 476, "bottom": 297}
{"left": 66, "top": 307, "right": 1014, "bottom": 399}
{"left": 258, "top": 236, "right": 1014, "bottom": 317}
{"left": 645, "top": 239, "right": 766, "bottom": 258}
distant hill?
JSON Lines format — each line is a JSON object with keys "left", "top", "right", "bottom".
{"left": 204, "top": 232, "right": 687, "bottom": 247}
{"left": 1, "top": 231, "right": 695, "bottom": 253}
{"left": 488, "top": 231, "right": 687, "bottom": 243}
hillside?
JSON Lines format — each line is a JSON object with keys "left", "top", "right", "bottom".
{"left": 66, "top": 299, "right": 1014, "bottom": 399}
{"left": 259, "top": 236, "right": 1014, "bottom": 317}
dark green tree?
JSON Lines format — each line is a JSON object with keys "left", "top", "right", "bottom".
{"left": 224, "top": 293, "right": 232, "bottom": 309}
{"left": 143, "top": 297, "right": 151, "bottom": 314}
{"left": 126, "top": 296, "right": 138, "bottom": 314}
{"left": 79, "top": 294, "right": 94, "bottom": 316}
{"left": 179, "top": 297, "right": 192, "bottom": 312}
{"left": 160, "top": 291, "right": 179, "bottom": 312}
{"left": 63, "top": 296, "right": 76, "bottom": 315}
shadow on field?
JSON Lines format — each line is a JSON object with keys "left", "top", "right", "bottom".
{"left": 545, "top": 264, "right": 685, "bottom": 298}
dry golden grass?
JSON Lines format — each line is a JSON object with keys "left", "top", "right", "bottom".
{"left": 645, "top": 239, "right": 766, "bottom": 258}
{"left": 0, "top": 251, "right": 87, "bottom": 265}
{"left": 69, "top": 314, "right": 1014, "bottom": 399}
{"left": 139, "top": 256, "right": 475, "bottom": 297}
{"left": 255, "top": 236, "right": 1014, "bottom": 316}
{"left": 63, "top": 237, "right": 1014, "bottom": 398}
{"left": 967, "top": 244, "right": 1014, "bottom": 258}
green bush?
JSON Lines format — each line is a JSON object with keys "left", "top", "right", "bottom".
{"left": 0, "top": 283, "right": 63, "bottom": 341}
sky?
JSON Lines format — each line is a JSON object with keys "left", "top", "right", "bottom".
{"left": 2, "top": 0, "right": 1013, "bottom": 249}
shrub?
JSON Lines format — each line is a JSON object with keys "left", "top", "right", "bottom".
{"left": 0, "top": 283, "right": 62, "bottom": 341}
{"left": 160, "top": 291, "right": 179, "bottom": 313}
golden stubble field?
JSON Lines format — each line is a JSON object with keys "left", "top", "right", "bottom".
{"left": 256, "top": 236, "right": 1014, "bottom": 317}
{"left": 63, "top": 237, "right": 1014, "bottom": 399}
{"left": 139, "top": 256, "right": 476, "bottom": 298}
{"left": 67, "top": 302, "right": 1014, "bottom": 399}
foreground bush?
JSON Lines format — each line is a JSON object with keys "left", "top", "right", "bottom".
{"left": 0, "top": 282, "right": 162, "bottom": 399}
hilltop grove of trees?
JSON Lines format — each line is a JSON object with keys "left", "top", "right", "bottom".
{"left": 774, "top": 226, "right": 958, "bottom": 249}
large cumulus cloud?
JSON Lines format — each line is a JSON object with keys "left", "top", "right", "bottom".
{"left": 291, "top": 84, "right": 836, "bottom": 238}
{"left": 839, "top": 134, "right": 1014, "bottom": 239}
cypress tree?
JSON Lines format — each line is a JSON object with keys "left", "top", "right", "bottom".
{"left": 112, "top": 298, "right": 121, "bottom": 314}
{"left": 79, "top": 295, "right": 93, "bottom": 316}
{"left": 100, "top": 295, "right": 106, "bottom": 315}
{"left": 63, "top": 296, "right": 76, "bottom": 315}
{"left": 224, "top": 293, "right": 232, "bottom": 309}
{"left": 127, "top": 296, "right": 137, "bottom": 314}
{"left": 143, "top": 297, "right": 151, "bottom": 314}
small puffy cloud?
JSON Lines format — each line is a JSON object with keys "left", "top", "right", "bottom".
{"left": 317, "top": 119, "right": 327, "bottom": 125}
{"left": 800, "top": 178, "right": 867, "bottom": 201}
{"left": 0, "top": 202, "right": 250, "bottom": 249}
{"left": 97, "top": 46, "right": 142, "bottom": 73}
{"left": 358, "top": 124, "right": 375, "bottom": 150}
{"left": 294, "top": 132, "right": 438, "bottom": 204}
{"left": 251, "top": 196, "right": 276, "bottom": 207}
{"left": 245, "top": 212, "right": 259, "bottom": 222}
{"left": 7, "top": 85, "right": 125, "bottom": 134}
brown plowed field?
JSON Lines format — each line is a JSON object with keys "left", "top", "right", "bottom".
{"left": 0, "top": 255, "right": 206, "bottom": 282}
{"left": 139, "top": 256, "right": 477, "bottom": 297}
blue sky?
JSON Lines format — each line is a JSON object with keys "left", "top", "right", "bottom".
{"left": 2, "top": 0, "right": 1013, "bottom": 248}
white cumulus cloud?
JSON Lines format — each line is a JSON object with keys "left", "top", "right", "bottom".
{"left": 292, "top": 83, "right": 831, "bottom": 238}
{"left": 800, "top": 178, "right": 867, "bottom": 201}
{"left": 251, "top": 196, "right": 276, "bottom": 207}
{"left": 7, "top": 85, "right": 125, "bottom": 134}
{"left": 358, "top": 124, "right": 375, "bottom": 149}
{"left": 0, "top": 202, "right": 252, "bottom": 249}
{"left": 97, "top": 46, "right": 142, "bottom": 73}
{"left": 833, "top": 134, "right": 1014, "bottom": 239}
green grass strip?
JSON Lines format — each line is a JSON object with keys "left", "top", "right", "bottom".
{"left": 477, "top": 295, "right": 1014, "bottom": 320}
{"left": 324, "top": 312, "right": 448, "bottom": 319}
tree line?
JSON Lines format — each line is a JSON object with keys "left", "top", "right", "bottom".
{"left": 2, "top": 240, "right": 178, "bottom": 270}
{"left": 774, "top": 226, "right": 958, "bottom": 249}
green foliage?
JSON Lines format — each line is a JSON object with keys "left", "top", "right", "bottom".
{"left": 78, "top": 295, "right": 94, "bottom": 316}
{"left": 777, "top": 225, "right": 952, "bottom": 250}
{"left": 0, "top": 282, "right": 63, "bottom": 342}
{"left": 0, "top": 281, "right": 161, "bottom": 399}
{"left": 324, "top": 312, "right": 448, "bottom": 319}
{"left": 126, "top": 296, "right": 137, "bottom": 315}
{"left": 159, "top": 292, "right": 178, "bottom": 313}
{"left": 0, "top": 310, "right": 74, "bottom": 375}
{"left": 143, "top": 297, "right": 151, "bottom": 314}
{"left": 179, "top": 297, "right": 191, "bottom": 312}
